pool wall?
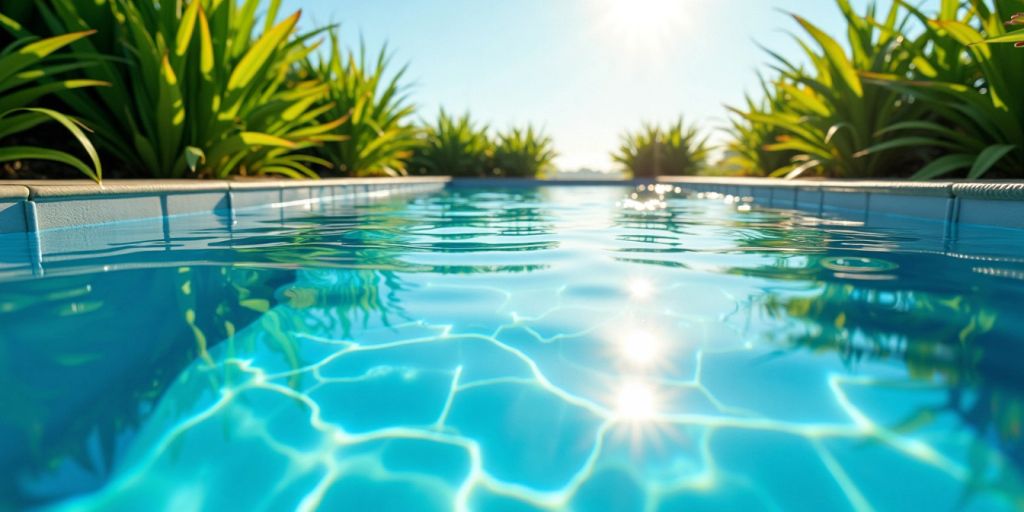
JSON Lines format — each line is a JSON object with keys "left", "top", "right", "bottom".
{"left": 0, "top": 177, "right": 450, "bottom": 235}
{"left": 661, "top": 178, "right": 1024, "bottom": 231}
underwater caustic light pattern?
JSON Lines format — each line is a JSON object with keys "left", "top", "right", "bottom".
{"left": 2, "top": 186, "right": 1024, "bottom": 511}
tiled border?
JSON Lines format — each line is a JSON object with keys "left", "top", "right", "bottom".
{"left": 660, "top": 177, "right": 1024, "bottom": 230}
{"left": 0, "top": 177, "right": 450, "bottom": 234}
{"left": 1, "top": 177, "right": 1023, "bottom": 235}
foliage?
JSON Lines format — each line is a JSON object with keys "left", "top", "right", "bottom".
{"left": 613, "top": 117, "right": 710, "bottom": 178}
{"left": 728, "top": 1, "right": 929, "bottom": 179}
{"left": 304, "top": 32, "right": 420, "bottom": 177}
{"left": 726, "top": 0, "right": 1024, "bottom": 180}
{"left": 28, "top": 0, "right": 340, "bottom": 178}
{"left": 0, "top": 15, "right": 103, "bottom": 181}
{"left": 490, "top": 125, "right": 557, "bottom": 178}
{"left": 720, "top": 77, "right": 798, "bottom": 177}
{"left": 411, "top": 113, "right": 556, "bottom": 179}
{"left": 860, "top": 0, "right": 1024, "bottom": 179}
{"left": 2, "top": 1, "right": 567, "bottom": 180}
{"left": 984, "top": 11, "right": 1024, "bottom": 45}
{"left": 410, "top": 109, "right": 493, "bottom": 177}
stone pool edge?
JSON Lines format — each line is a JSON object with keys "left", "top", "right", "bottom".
{"left": 1, "top": 177, "right": 1023, "bottom": 234}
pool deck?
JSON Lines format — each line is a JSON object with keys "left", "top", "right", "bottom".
{"left": 1, "top": 177, "right": 1023, "bottom": 235}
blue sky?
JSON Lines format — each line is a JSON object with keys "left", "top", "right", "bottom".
{"left": 281, "top": 0, "right": 908, "bottom": 171}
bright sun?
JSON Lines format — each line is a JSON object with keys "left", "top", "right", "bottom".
{"left": 594, "top": 0, "right": 688, "bottom": 53}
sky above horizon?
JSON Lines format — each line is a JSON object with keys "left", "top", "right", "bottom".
{"left": 281, "top": 0, "right": 915, "bottom": 172}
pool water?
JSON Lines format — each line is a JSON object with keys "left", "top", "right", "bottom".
{"left": 2, "top": 185, "right": 1024, "bottom": 511}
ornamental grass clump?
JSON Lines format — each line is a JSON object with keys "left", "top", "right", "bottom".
{"left": 29, "top": 0, "right": 341, "bottom": 178}
{"left": 726, "top": 0, "right": 1024, "bottom": 180}
{"left": 730, "top": 1, "right": 928, "bottom": 178}
{"left": 860, "top": 0, "right": 1024, "bottom": 179}
{"left": 613, "top": 118, "right": 709, "bottom": 178}
{"left": 304, "top": 31, "right": 420, "bottom": 177}
{"left": 720, "top": 77, "right": 796, "bottom": 177}
{"left": 410, "top": 110, "right": 493, "bottom": 177}
{"left": 0, "top": 15, "right": 103, "bottom": 181}
{"left": 490, "top": 125, "right": 557, "bottom": 178}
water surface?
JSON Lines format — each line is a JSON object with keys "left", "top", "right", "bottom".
{"left": 2, "top": 185, "right": 1023, "bottom": 511}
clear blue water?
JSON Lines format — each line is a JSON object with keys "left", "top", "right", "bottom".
{"left": 2, "top": 185, "right": 1024, "bottom": 511}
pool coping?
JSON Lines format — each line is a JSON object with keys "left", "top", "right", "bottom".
{"left": 1, "top": 177, "right": 1023, "bottom": 234}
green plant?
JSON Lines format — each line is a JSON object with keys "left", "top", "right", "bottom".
{"left": 490, "top": 125, "right": 557, "bottom": 178}
{"left": 304, "top": 32, "right": 420, "bottom": 177}
{"left": 984, "top": 11, "right": 1024, "bottom": 45}
{"left": 735, "top": 1, "right": 928, "bottom": 178}
{"left": 860, "top": 0, "right": 1024, "bottom": 179}
{"left": 720, "top": 76, "right": 797, "bottom": 176}
{"left": 613, "top": 117, "right": 710, "bottom": 178}
{"left": 32, "top": 0, "right": 340, "bottom": 178}
{"left": 410, "top": 109, "right": 492, "bottom": 176}
{"left": 0, "top": 15, "right": 103, "bottom": 181}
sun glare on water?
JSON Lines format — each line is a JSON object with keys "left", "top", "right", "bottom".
{"left": 593, "top": 0, "right": 689, "bottom": 53}
{"left": 615, "top": 381, "right": 659, "bottom": 421}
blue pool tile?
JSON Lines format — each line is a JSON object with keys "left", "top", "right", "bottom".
{"left": 958, "top": 198, "right": 1024, "bottom": 229}
{"left": 867, "top": 193, "right": 952, "bottom": 221}
{"left": 0, "top": 199, "right": 26, "bottom": 234}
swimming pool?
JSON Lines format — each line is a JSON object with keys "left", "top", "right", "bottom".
{"left": 2, "top": 184, "right": 1023, "bottom": 511}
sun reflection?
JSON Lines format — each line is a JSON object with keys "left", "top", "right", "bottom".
{"left": 609, "top": 380, "right": 685, "bottom": 457}
{"left": 615, "top": 381, "right": 659, "bottom": 421}
{"left": 627, "top": 277, "right": 654, "bottom": 300}
{"left": 620, "top": 197, "right": 667, "bottom": 212}
{"left": 619, "top": 328, "right": 663, "bottom": 367}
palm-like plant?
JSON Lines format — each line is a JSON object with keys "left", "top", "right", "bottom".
{"left": 860, "top": 0, "right": 1024, "bottom": 179}
{"left": 983, "top": 10, "right": 1024, "bottom": 45}
{"left": 410, "top": 109, "right": 492, "bottom": 176}
{"left": 613, "top": 118, "right": 709, "bottom": 178}
{"left": 491, "top": 125, "right": 557, "bottom": 178}
{"left": 305, "top": 32, "right": 420, "bottom": 177}
{"left": 0, "top": 15, "right": 103, "bottom": 181}
{"left": 31, "top": 0, "right": 340, "bottom": 178}
{"left": 721, "top": 76, "right": 797, "bottom": 176}
{"left": 737, "top": 1, "right": 928, "bottom": 178}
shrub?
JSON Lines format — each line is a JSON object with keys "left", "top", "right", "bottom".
{"left": 304, "top": 32, "right": 420, "bottom": 177}
{"left": 613, "top": 118, "right": 709, "bottom": 178}
{"left": 410, "top": 109, "right": 492, "bottom": 177}
{"left": 0, "top": 15, "right": 103, "bottom": 181}
{"left": 730, "top": 1, "right": 929, "bottom": 178}
{"left": 491, "top": 125, "right": 557, "bottom": 178}
{"left": 720, "top": 78, "right": 796, "bottom": 176}
{"left": 32, "top": 0, "right": 340, "bottom": 178}
{"left": 727, "top": 0, "right": 1024, "bottom": 180}
{"left": 860, "top": 0, "right": 1024, "bottom": 179}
